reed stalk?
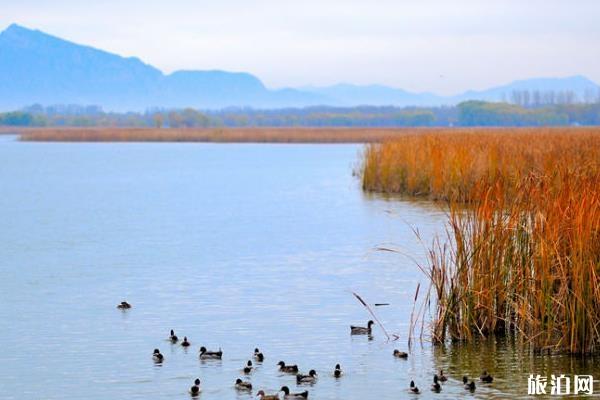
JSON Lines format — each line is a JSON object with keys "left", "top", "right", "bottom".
{"left": 362, "top": 128, "right": 600, "bottom": 354}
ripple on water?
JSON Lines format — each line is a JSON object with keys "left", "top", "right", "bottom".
{"left": 0, "top": 143, "right": 597, "bottom": 399}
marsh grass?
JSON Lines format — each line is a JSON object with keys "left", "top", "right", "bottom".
{"left": 363, "top": 128, "right": 600, "bottom": 354}
{"left": 17, "top": 127, "right": 417, "bottom": 143}
{"left": 19, "top": 126, "right": 594, "bottom": 144}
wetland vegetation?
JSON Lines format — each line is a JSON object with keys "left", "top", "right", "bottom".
{"left": 362, "top": 128, "right": 600, "bottom": 354}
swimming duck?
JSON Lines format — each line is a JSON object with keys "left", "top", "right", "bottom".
{"left": 438, "top": 370, "right": 447, "bottom": 382}
{"left": 463, "top": 376, "right": 476, "bottom": 391}
{"left": 190, "top": 378, "right": 201, "bottom": 396}
{"left": 243, "top": 360, "right": 254, "bottom": 374}
{"left": 280, "top": 386, "right": 309, "bottom": 399}
{"left": 480, "top": 371, "right": 493, "bottom": 383}
{"left": 235, "top": 378, "right": 252, "bottom": 391}
{"left": 254, "top": 348, "right": 265, "bottom": 362}
{"left": 152, "top": 348, "right": 164, "bottom": 363}
{"left": 181, "top": 336, "right": 191, "bottom": 347}
{"left": 393, "top": 349, "right": 408, "bottom": 359}
{"left": 117, "top": 301, "right": 131, "bottom": 309}
{"left": 296, "top": 369, "right": 317, "bottom": 384}
{"left": 431, "top": 375, "right": 441, "bottom": 392}
{"left": 350, "top": 320, "right": 374, "bottom": 335}
{"left": 169, "top": 329, "right": 179, "bottom": 343}
{"left": 409, "top": 380, "right": 420, "bottom": 394}
{"left": 256, "top": 390, "right": 280, "bottom": 400}
{"left": 277, "top": 361, "right": 299, "bottom": 373}
{"left": 199, "top": 346, "right": 222, "bottom": 359}
{"left": 333, "top": 364, "right": 343, "bottom": 378}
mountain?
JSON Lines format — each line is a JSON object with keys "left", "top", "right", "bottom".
{"left": 301, "top": 84, "right": 442, "bottom": 107}
{"left": 0, "top": 24, "right": 163, "bottom": 110}
{"left": 0, "top": 23, "right": 598, "bottom": 111}
{"left": 303, "top": 77, "right": 600, "bottom": 107}
{"left": 0, "top": 23, "right": 329, "bottom": 111}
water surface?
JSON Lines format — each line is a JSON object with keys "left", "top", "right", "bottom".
{"left": 0, "top": 138, "right": 596, "bottom": 399}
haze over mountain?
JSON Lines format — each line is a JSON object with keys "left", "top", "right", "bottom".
{"left": 0, "top": 23, "right": 598, "bottom": 111}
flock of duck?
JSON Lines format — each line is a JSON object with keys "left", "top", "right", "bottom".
{"left": 119, "top": 302, "right": 495, "bottom": 398}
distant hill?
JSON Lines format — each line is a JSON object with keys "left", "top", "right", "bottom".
{"left": 304, "top": 76, "right": 600, "bottom": 107}
{"left": 300, "top": 84, "right": 442, "bottom": 107}
{"left": 0, "top": 23, "right": 598, "bottom": 111}
{"left": 0, "top": 24, "right": 329, "bottom": 110}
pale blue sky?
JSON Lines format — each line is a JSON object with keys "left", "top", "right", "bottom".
{"left": 2, "top": 0, "right": 599, "bottom": 94}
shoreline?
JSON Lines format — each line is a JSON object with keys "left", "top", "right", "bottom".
{"left": 5, "top": 126, "right": 599, "bottom": 143}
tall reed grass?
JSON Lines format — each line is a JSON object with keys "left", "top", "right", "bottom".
{"left": 362, "top": 128, "right": 600, "bottom": 354}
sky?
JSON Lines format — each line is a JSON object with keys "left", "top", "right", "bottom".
{"left": 1, "top": 0, "right": 599, "bottom": 95}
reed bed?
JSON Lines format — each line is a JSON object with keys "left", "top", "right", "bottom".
{"left": 20, "top": 126, "right": 591, "bottom": 144}
{"left": 17, "top": 127, "right": 420, "bottom": 143}
{"left": 362, "top": 128, "right": 600, "bottom": 354}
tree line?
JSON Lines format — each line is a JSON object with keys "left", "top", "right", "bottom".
{"left": 1, "top": 101, "right": 599, "bottom": 128}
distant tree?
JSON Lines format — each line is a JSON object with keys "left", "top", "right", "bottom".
{"left": 543, "top": 91, "right": 556, "bottom": 105}
{"left": 522, "top": 90, "right": 530, "bottom": 107}
{"left": 0, "top": 111, "right": 34, "bottom": 126}
{"left": 532, "top": 90, "right": 541, "bottom": 107}
{"left": 564, "top": 90, "right": 576, "bottom": 104}
{"left": 168, "top": 111, "right": 184, "bottom": 128}
{"left": 457, "top": 101, "right": 568, "bottom": 127}
{"left": 153, "top": 113, "right": 164, "bottom": 128}
{"left": 181, "top": 108, "right": 209, "bottom": 127}
{"left": 583, "top": 88, "right": 596, "bottom": 104}
{"left": 511, "top": 90, "right": 523, "bottom": 106}
{"left": 24, "top": 104, "right": 44, "bottom": 114}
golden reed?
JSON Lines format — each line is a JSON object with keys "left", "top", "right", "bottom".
{"left": 362, "top": 128, "right": 600, "bottom": 354}
{"left": 16, "top": 127, "right": 415, "bottom": 143}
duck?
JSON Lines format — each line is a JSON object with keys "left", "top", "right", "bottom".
{"left": 199, "top": 346, "right": 222, "bottom": 359}
{"left": 243, "top": 360, "right": 254, "bottom": 374}
{"left": 256, "top": 390, "right": 280, "bottom": 400}
{"left": 254, "top": 348, "right": 265, "bottom": 362}
{"left": 152, "top": 348, "right": 164, "bottom": 363}
{"left": 393, "top": 349, "right": 408, "bottom": 359}
{"left": 350, "top": 320, "right": 374, "bottom": 335}
{"left": 431, "top": 375, "right": 441, "bottom": 392}
{"left": 480, "top": 371, "right": 494, "bottom": 383}
{"left": 296, "top": 369, "right": 317, "bottom": 384}
{"left": 117, "top": 301, "right": 131, "bottom": 309}
{"left": 333, "top": 364, "right": 343, "bottom": 378}
{"left": 409, "top": 380, "right": 420, "bottom": 394}
{"left": 189, "top": 378, "right": 201, "bottom": 396}
{"left": 463, "top": 376, "right": 476, "bottom": 391}
{"left": 280, "top": 386, "right": 309, "bottom": 399}
{"left": 181, "top": 336, "right": 191, "bottom": 347}
{"left": 277, "top": 361, "right": 299, "bottom": 373}
{"left": 438, "top": 370, "right": 447, "bottom": 382}
{"left": 169, "top": 329, "right": 179, "bottom": 343}
{"left": 235, "top": 378, "right": 253, "bottom": 391}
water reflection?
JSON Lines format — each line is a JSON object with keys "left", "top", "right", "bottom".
{"left": 431, "top": 338, "right": 600, "bottom": 398}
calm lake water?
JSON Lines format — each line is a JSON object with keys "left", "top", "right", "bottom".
{"left": 0, "top": 136, "right": 597, "bottom": 399}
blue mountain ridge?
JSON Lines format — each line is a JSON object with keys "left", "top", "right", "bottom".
{"left": 0, "top": 23, "right": 598, "bottom": 111}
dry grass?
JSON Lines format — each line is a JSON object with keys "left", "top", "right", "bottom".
{"left": 362, "top": 128, "right": 600, "bottom": 354}
{"left": 21, "top": 127, "right": 592, "bottom": 144}
{"left": 0, "top": 126, "right": 25, "bottom": 134}
{"left": 16, "top": 127, "right": 425, "bottom": 143}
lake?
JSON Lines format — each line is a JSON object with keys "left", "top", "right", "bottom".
{"left": 0, "top": 137, "right": 597, "bottom": 399}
